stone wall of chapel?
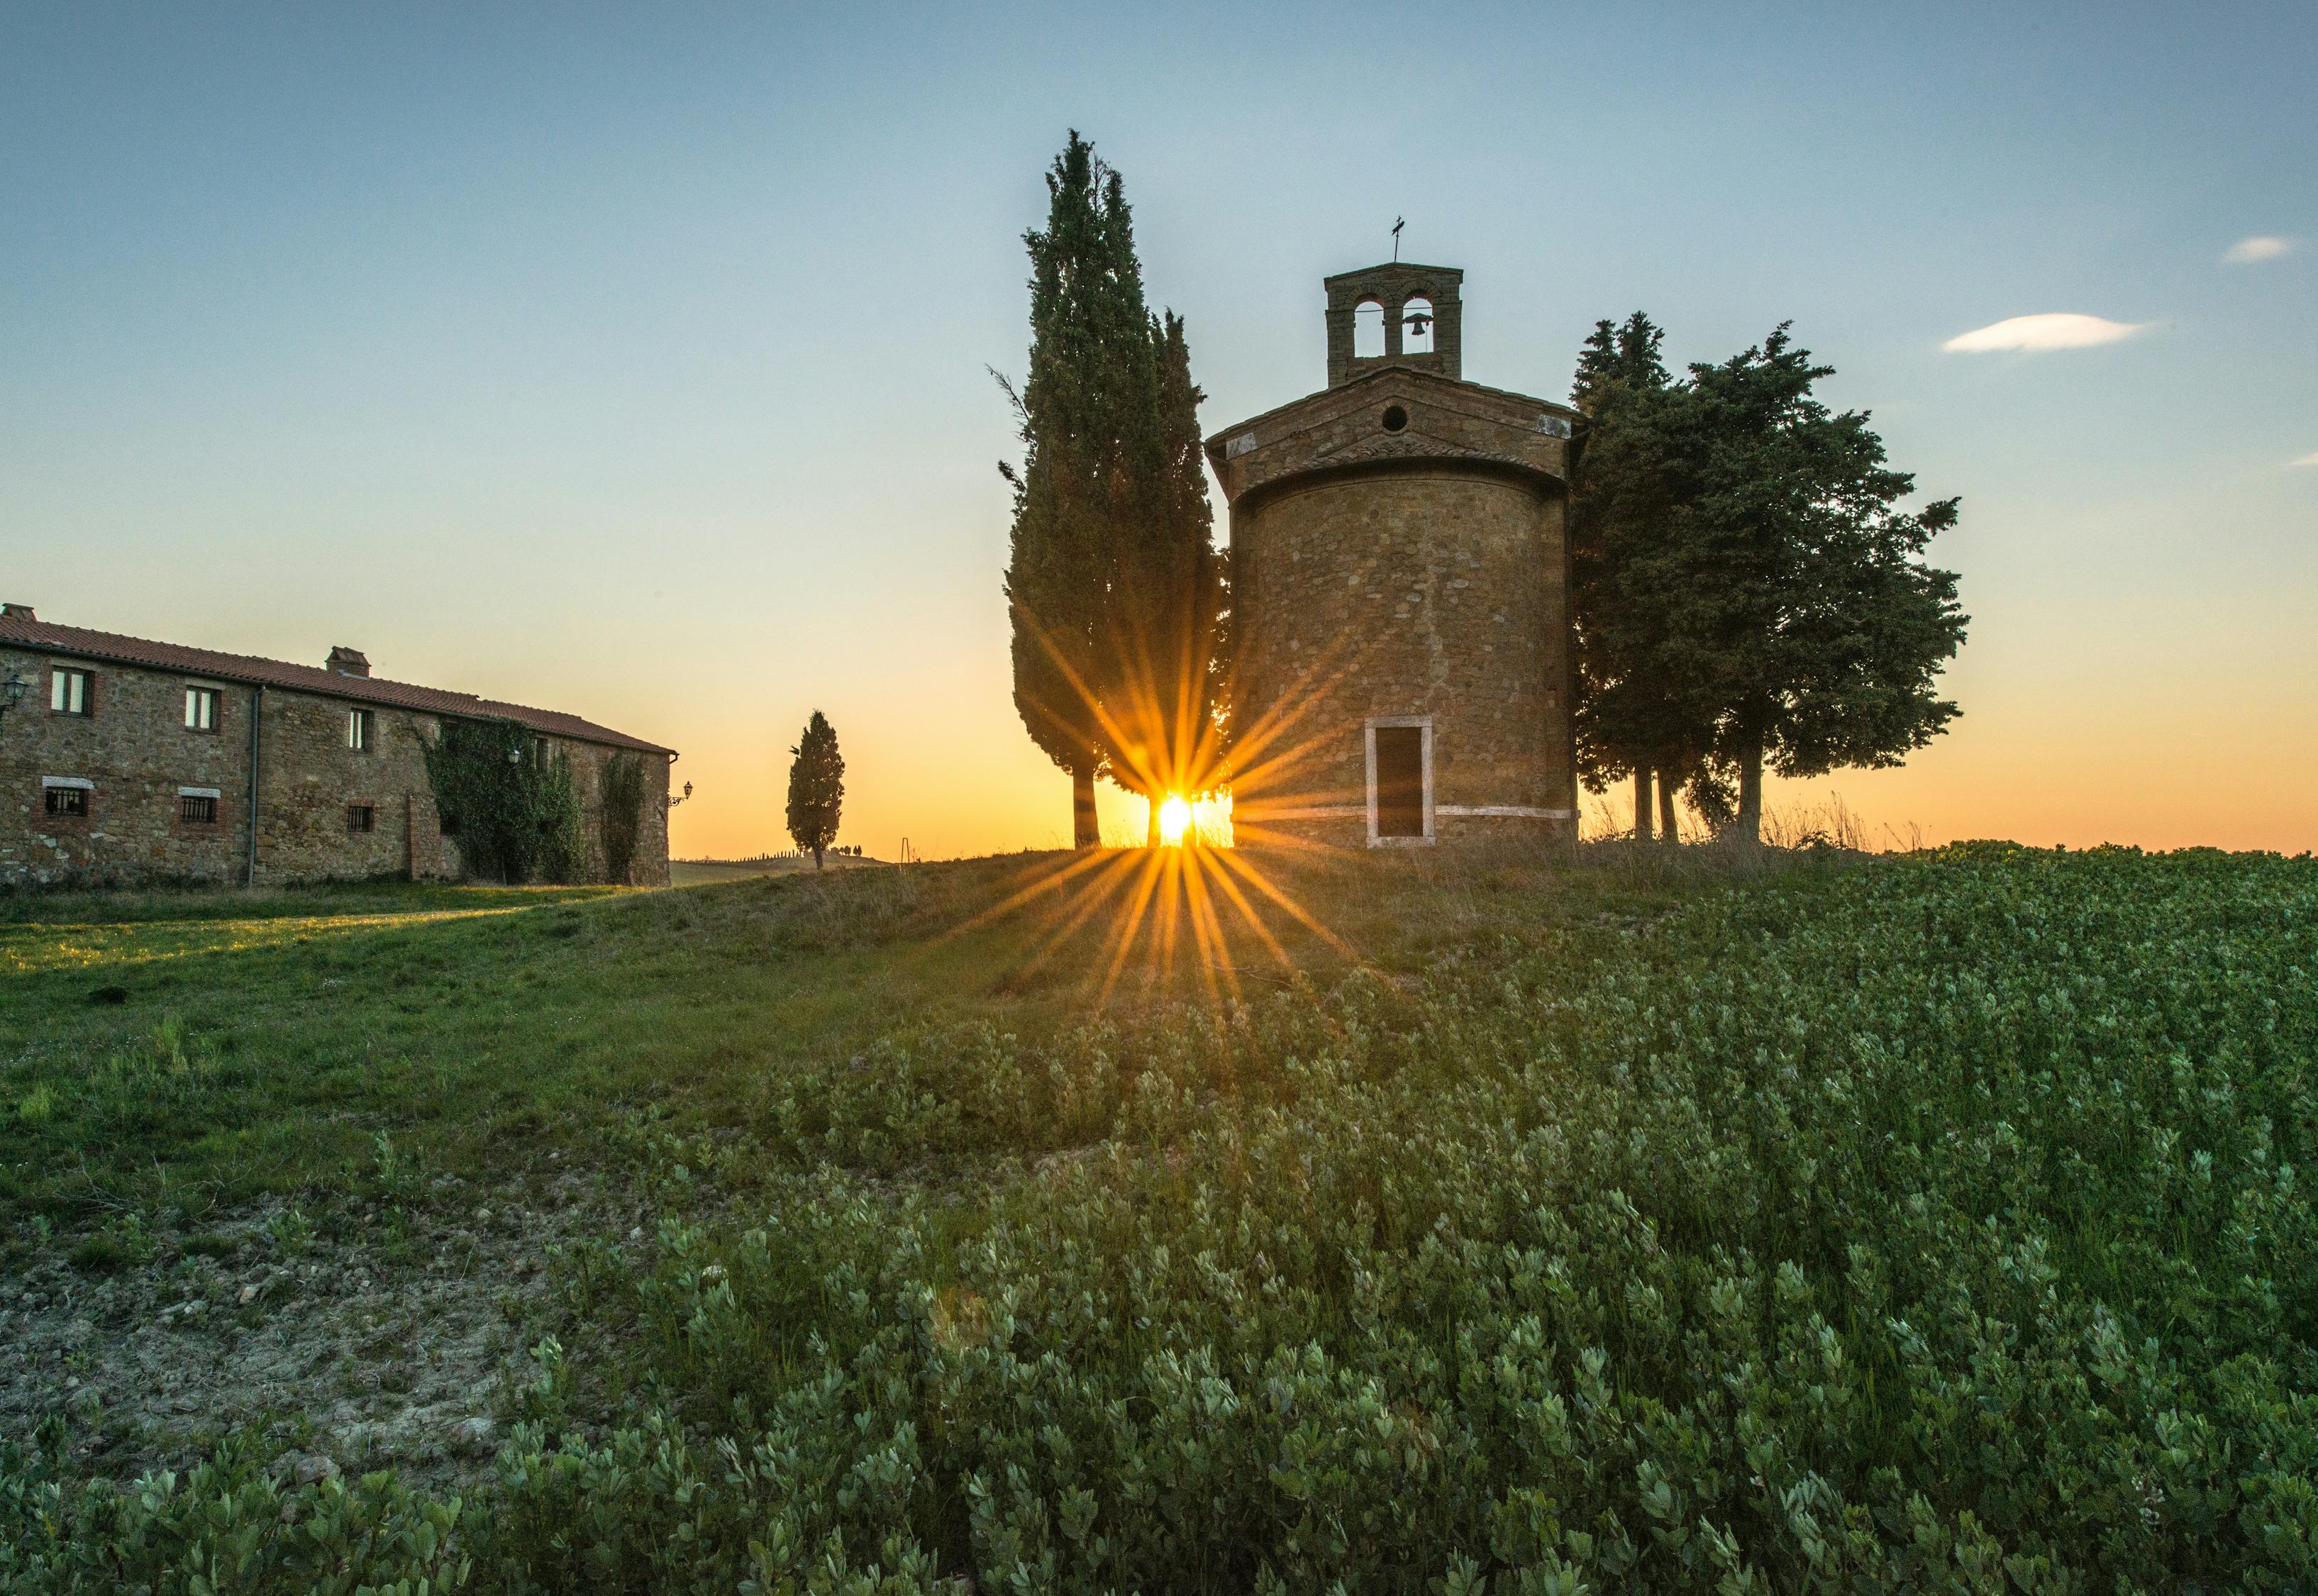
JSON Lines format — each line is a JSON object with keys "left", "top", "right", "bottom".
{"left": 1229, "top": 469, "right": 1574, "bottom": 845}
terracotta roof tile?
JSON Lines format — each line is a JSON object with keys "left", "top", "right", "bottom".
{"left": 0, "top": 614, "right": 672, "bottom": 756}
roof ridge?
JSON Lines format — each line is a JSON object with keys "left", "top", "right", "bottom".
{"left": 1204, "top": 364, "right": 1569, "bottom": 451}
{"left": 0, "top": 614, "right": 672, "bottom": 756}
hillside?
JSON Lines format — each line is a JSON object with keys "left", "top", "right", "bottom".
{"left": 1, "top": 844, "right": 2312, "bottom": 1591}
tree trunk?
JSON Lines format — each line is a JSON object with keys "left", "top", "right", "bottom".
{"left": 1634, "top": 768, "right": 1654, "bottom": 841}
{"left": 811, "top": 846, "right": 825, "bottom": 870}
{"left": 1734, "top": 732, "right": 1765, "bottom": 848}
{"left": 1146, "top": 792, "right": 1163, "bottom": 848}
{"left": 1657, "top": 770, "right": 1679, "bottom": 843}
{"left": 1072, "top": 767, "right": 1099, "bottom": 849}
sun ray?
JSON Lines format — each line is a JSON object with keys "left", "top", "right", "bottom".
{"left": 1212, "top": 846, "right": 1365, "bottom": 964}
{"left": 1193, "top": 847, "right": 1291, "bottom": 970}
{"left": 1095, "top": 849, "right": 1169, "bottom": 1008}
{"left": 974, "top": 571, "right": 1397, "bottom": 1008}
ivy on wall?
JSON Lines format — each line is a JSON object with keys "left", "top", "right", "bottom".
{"left": 598, "top": 753, "right": 645, "bottom": 886}
{"left": 423, "top": 718, "right": 586, "bottom": 885}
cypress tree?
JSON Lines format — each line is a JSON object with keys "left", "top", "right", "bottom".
{"left": 1570, "top": 313, "right": 1716, "bottom": 838}
{"left": 1000, "top": 132, "right": 1221, "bottom": 847}
{"left": 1002, "top": 133, "right": 1130, "bottom": 846}
{"left": 1124, "top": 308, "right": 1223, "bottom": 843}
{"left": 784, "top": 711, "right": 845, "bottom": 869}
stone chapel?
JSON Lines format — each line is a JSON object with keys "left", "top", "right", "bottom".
{"left": 1204, "top": 262, "right": 1580, "bottom": 847}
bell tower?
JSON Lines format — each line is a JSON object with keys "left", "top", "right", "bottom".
{"left": 1324, "top": 262, "right": 1463, "bottom": 387}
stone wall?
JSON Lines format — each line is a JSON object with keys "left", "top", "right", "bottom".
{"left": 1228, "top": 467, "right": 1575, "bottom": 848}
{"left": 0, "top": 646, "right": 670, "bottom": 889}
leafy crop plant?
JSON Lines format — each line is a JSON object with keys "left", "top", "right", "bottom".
{"left": 4, "top": 843, "right": 2313, "bottom": 1592}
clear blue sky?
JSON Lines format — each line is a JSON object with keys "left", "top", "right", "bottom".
{"left": 6, "top": 2, "right": 2313, "bottom": 854}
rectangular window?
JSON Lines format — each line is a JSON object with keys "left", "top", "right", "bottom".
{"left": 1369, "top": 721, "right": 1430, "bottom": 842}
{"left": 180, "top": 794, "right": 217, "bottom": 824}
{"left": 184, "top": 687, "right": 218, "bottom": 731}
{"left": 348, "top": 709, "right": 372, "bottom": 750}
{"left": 346, "top": 803, "right": 375, "bottom": 834}
{"left": 45, "top": 787, "right": 89, "bottom": 819}
{"left": 50, "top": 667, "right": 92, "bottom": 716}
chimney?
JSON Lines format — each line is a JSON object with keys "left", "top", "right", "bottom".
{"left": 1, "top": 603, "right": 34, "bottom": 621}
{"left": 326, "top": 645, "right": 371, "bottom": 677}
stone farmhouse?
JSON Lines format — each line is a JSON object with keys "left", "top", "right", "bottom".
{"left": 1207, "top": 261, "right": 1578, "bottom": 849}
{"left": 0, "top": 605, "right": 673, "bottom": 889}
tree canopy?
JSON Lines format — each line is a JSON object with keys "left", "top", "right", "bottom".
{"left": 1571, "top": 319, "right": 1968, "bottom": 843}
{"left": 784, "top": 711, "right": 845, "bottom": 869}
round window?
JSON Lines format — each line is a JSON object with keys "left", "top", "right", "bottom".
{"left": 1381, "top": 404, "right": 1409, "bottom": 433}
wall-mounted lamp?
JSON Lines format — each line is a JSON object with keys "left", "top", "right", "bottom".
{"left": 668, "top": 780, "right": 694, "bottom": 807}
{"left": 0, "top": 670, "right": 28, "bottom": 735}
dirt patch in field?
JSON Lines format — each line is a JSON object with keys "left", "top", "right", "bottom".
{"left": 0, "top": 1164, "right": 641, "bottom": 1487}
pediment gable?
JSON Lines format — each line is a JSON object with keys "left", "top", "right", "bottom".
{"left": 1205, "top": 367, "right": 1574, "bottom": 505}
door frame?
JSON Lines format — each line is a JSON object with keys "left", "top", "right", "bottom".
{"left": 1365, "top": 715, "right": 1434, "bottom": 847}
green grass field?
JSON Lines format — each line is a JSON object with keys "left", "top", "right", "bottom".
{"left": 670, "top": 854, "right": 887, "bottom": 887}
{"left": 1, "top": 843, "right": 2312, "bottom": 1592}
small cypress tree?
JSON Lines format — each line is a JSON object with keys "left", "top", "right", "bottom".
{"left": 784, "top": 711, "right": 845, "bottom": 869}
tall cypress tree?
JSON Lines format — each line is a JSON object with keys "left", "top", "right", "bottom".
{"left": 1001, "top": 133, "right": 1221, "bottom": 847}
{"left": 784, "top": 711, "right": 844, "bottom": 869}
{"left": 1002, "top": 134, "right": 1116, "bottom": 846}
{"left": 1122, "top": 309, "right": 1222, "bottom": 843}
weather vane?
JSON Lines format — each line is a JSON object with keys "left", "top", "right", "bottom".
{"left": 1391, "top": 216, "right": 1404, "bottom": 262}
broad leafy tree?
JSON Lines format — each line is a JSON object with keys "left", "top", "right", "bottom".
{"left": 1000, "top": 132, "right": 1222, "bottom": 848}
{"left": 1571, "top": 321, "right": 1968, "bottom": 844}
{"left": 785, "top": 711, "right": 845, "bottom": 869}
{"left": 1675, "top": 328, "right": 1966, "bottom": 842}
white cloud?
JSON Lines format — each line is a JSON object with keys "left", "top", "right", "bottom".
{"left": 2223, "top": 235, "right": 2295, "bottom": 265}
{"left": 2292, "top": 452, "right": 2318, "bottom": 468}
{"left": 1942, "top": 314, "right": 2147, "bottom": 353}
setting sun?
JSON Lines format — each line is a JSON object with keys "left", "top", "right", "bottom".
{"left": 1157, "top": 794, "right": 1191, "bottom": 846}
